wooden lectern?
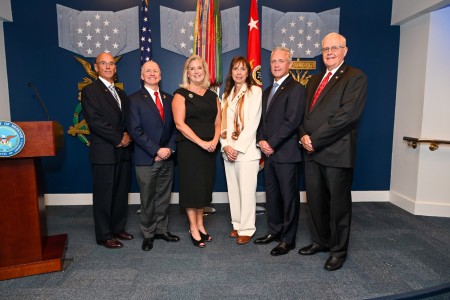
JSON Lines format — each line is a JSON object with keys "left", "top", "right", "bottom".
{"left": 0, "top": 121, "right": 68, "bottom": 280}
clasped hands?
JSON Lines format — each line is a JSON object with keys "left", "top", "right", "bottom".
{"left": 155, "top": 147, "right": 172, "bottom": 162}
{"left": 116, "top": 132, "right": 132, "bottom": 147}
{"left": 300, "top": 135, "right": 315, "bottom": 153}
{"left": 200, "top": 140, "right": 218, "bottom": 153}
{"left": 224, "top": 145, "right": 238, "bottom": 162}
{"left": 259, "top": 140, "right": 274, "bottom": 157}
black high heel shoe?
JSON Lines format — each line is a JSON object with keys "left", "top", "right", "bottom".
{"left": 199, "top": 231, "right": 212, "bottom": 242}
{"left": 189, "top": 231, "right": 205, "bottom": 248}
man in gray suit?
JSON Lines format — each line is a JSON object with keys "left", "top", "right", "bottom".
{"left": 299, "top": 32, "right": 367, "bottom": 271}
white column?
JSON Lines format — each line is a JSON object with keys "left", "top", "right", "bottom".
{"left": 0, "top": 0, "right": 12, "bottom": 121}
{"left": 390, "top": 4, "right": 450, "bottom": 217}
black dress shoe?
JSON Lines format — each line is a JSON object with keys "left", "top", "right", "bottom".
{"left": 298, "top": 243, "right": 329, "bottom": 255}
{"left": 324, "top": 256, "right": 346, "bottom": 271}
{"left": 113, "top": 231, "right": 134, "bottom": 240}
{"left": 142, "top": 238, "right": 154, "bottom": 251}
{"left": 154, "top": 232, "right": 180, "bottom": 242}
{"left": 270, "top": 241, "right": 295, "bottom": 256}
{"left": 97, "top": 238, "right": 123, "bottom": 249}
{"left": 254, "top": 234, "right": 281, "bottom": 244}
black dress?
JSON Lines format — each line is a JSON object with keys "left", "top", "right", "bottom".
{"left": 174, "top": 88, "right": 218, "bottom": 208}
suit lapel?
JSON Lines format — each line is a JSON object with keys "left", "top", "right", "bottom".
{"left": 98, "top": 80, "right": 122, "bottom": 112}
{"left": 266, "top": 76, "right": 292, "bottom": 113}
{"left": 309, "top": 64, "right": 347, "bottom": 114}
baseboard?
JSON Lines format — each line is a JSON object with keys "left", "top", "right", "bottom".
{"left": 44, "top": 191, "right": 389, "bottom": 206}
{"left": 390, "top": 190, "right": 450, "bottom": 217}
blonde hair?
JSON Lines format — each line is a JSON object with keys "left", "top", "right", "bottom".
{"left": 180, "top": 55, "right": 211, "bottom": 89}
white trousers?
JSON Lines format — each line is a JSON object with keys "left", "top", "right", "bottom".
{"left": 223, "top": 159, "right": 259, "bottom": 236}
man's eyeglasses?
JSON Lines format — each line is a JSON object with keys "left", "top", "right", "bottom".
{"left": 321, "top": 46, "right": 346, "bottom": 53}
{"left": 97, "top": 61, "right": 115, "bottom": 67}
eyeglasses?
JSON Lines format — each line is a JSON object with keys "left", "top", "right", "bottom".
{"left": 321, "top": 46, "right": 346, "bottom": 53}
{"left": 97, "top": 61, "right": 115, "bottom": 67}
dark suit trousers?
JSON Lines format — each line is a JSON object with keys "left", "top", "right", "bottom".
{"left": 304, "top": 161, "right": 353, "bottom": 258}
{"left": 92, "top": 160, "right": 131, "bottom": 241}
{"left": 135, "top": 161, "right": 174, "bottom": 239}
{"left": 264, "top": 157, "right": 300, "bottom": 245}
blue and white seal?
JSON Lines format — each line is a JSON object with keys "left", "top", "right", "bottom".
{"left": 0, "top": 121, "right": 26, "bottom": 157}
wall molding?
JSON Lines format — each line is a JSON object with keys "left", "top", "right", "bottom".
{"left": 390, "top": 190, "right": 450, "bottom": 217}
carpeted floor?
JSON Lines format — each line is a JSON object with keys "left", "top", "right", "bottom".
{"left": 1, "top": 202, "right": 449, "bottom": 299}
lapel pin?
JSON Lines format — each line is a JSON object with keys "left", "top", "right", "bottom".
{"left": 189, "top": 93, "right": 193, "bottom": 98}
{"left": 163, "top": 95, "right": 166, "bottom": 99}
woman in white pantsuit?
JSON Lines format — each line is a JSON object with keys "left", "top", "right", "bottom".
{"left": 220, "top": 56, "right": 262, "bottom": 245}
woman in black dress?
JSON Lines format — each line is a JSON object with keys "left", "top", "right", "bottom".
{"left": 172, "top": 55, "right": 221, "bottom": 248}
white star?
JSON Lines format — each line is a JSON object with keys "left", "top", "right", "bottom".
{"left": 281, "top": 42, "right": 287, "bottom": 48}
{"left": 77, "top": 28, "right": 83, "bottom": 34}
{"left": 289, "top": 35, "right": 295, "bottom": 41}
{"left": 145, "top": 57, "right": 150, "bottom": 61}
{"left": 142, "top": 27, "right": 147, "bottom": 32}
{"left": 315, "top": 28, "right": 321, "bottom": 34}
{"left": 290, "top": 49, "right": 294, "bottom": 56}
{"left": 306, "top": 49, "right": 312, "bottom": 55}
{"left": 147, "top": 38, "right": 151, "bottom": 42}
{"left": 86, "top": 34, "right": 92, "bottom": 41}
{"left": 281, "top": 27, "right": 287, "bottom": 34}
{"left": 112, "top": 43, "right": 119, "bottom": 49}
{"left": 143, "top": 17, "right": 148, "bottom": 22}
{"left": 104, "top": 49, "right": 110, "bottom": 53}
{"left": 180, "top": 42, "right": 186, "bottom": 48}
{"left": 188, "top": 21, "right": 194, "bottom": 27}
{"left": 146, "top": 47, "right": 150, "bottom": 52}
{"left": 104, "top": 34, "right": 110, "bottom": 41}
{"left": 87, "top": 48, "right": 93, "bottom": 55}
{"left": 95, "top": 14, "right": 100, "bottom": 20}
{"left": 141, "top": 46, "right": 144, "bottom": 51}
{"left": 290, "top": 21, "right": 296, "bottom": 27}
{"left": 248, "top": 17, "right": 259, "bottom": 31}
{"left": 189, "top": 34, "right": 194, "bottom": 41}
{"left": 180, "top": 27, "right": 186, "bottom": 34}
{"left": 189, "top": 48, "right": 193, "bottom": 54}
{"left": 314, "top": 42, "right": 320, "bottom": 48}
{"left": 103, "top": 20, "right": 109, "bottom": 26}
{"left": 77, "top": 41, "right": 84, "bottom": 48}
{"left": 307, "top": 21, "right": 313, "bottom": 27}
{"left": 141, "top": 37, "right": 145, "bottom": 42}
{"left": 298, "top": 29, "right": 304, "bottom": 35}
{"left": 86, "top": 20, "right": 92, "bottom": 27}
{"left": 113, "top": 28, "right": 119, "bottom": 34}
{"left": 306, "top": 35, "right": 312, "bottom": 41}
{"left": 95, "top": 42, "right": 101, "bottom": 48}
{"left": 95, "top": 28, "right": 101, "bottom": 34}
{"left": 297, "top": 42, "right": 303, "bottom": 48}
{"left": 299, "top": 15, "right": 305, "bottom": 21}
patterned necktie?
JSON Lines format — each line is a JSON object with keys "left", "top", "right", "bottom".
{"left": 154, "top": 91, "right": 164, "bottom": 121}
{"left": 310, "top": 71, "right": 332, "bottom": 111}
{"left": 266, "top": 82, "right": 279, "bottom": 109}
{"left": 108, "top": 85, "right": 121, "bottom": 109}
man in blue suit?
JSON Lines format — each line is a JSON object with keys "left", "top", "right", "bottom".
{"left": 126, "top": 61, "right": 179, "bottom": 251}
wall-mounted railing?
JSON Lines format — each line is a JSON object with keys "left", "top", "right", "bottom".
{"left": 403, "top": 136, "right": 450, "bottom": 151}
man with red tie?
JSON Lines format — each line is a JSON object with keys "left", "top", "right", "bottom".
{"left": 299, "top": 33, "right": 367, "bottom": 271}
{"left": 126, "top": 61, "right": 179, "bottom": 252}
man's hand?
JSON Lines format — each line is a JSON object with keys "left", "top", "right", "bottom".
{"left": 156, "top": 147, "right": 172, "bottom": 160}
{"left": 300, "top": 135, "right": 315, "bottom": 153}
{"left": 259, "top": 140, "right": 274, "bottom": 157}
{"left": 116, "top": 132, "right": 132, "bottom": 147}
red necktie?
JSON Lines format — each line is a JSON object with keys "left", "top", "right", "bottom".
{"left": 310, "top": 71, "right": 332, "bottom": 111}
{"left": 154, "top": 91, "right": 164, "bottom": 121}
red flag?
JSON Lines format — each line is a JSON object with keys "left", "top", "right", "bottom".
{"left": 247, "top": 0, "right": 262, "bottom": 87}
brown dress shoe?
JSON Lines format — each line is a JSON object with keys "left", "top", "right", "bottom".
{"left": 113, "top": 231, "right": 134, "bottom": 240}
{"left": 236, "top": 235, "right": 251, "bottom": 245}
{"left": 229, "top": 230, "right": 238, "bottom": 238}
{"left": 97, "top": 238, "right": 123, "bottom": 249}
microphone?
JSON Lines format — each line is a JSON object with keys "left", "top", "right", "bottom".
{"left": 27, "top": 82, "right": 50, "bottom": 121}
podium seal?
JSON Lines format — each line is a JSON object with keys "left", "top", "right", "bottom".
{"left": 0, "top": 121, "right": 26, "bottom": 157}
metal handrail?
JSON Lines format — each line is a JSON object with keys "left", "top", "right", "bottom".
{"left": 403, "top": 136, "right": 450, "bottom": 151}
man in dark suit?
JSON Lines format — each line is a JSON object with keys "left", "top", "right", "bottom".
{"left": 299, "top": 32, "right": 367, "bottom": 271}
{"left": 81, "top": 52, "right": 133, "bottom": 249}
{"left": 255, "top": 47, "right": 306, "bottom": 256}
{"left": 126, "top": 61, "right": 179, "bottom": 251}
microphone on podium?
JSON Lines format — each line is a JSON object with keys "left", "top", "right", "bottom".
{"left": 27, "top": 82, "right": 50, "bottom": 121}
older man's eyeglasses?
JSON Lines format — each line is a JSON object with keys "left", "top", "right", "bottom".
{"left": 321, "top": 46, "right": 346, "bottom": 53}
{"left": 97, "top": 61, "right": 115, "bottom": 67}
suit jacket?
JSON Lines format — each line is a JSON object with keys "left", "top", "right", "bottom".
{"left": 299, "top": 62, "right": 367, "bottom": 168}
{"left": 220, "top": 84, "right": 262, "bottom": 162}
{"left": 81, "top": 79, "right": 130, "bottom": 164}
{"left": 126, "top": 87, "right": 176, "bottom": 166}
{"left": 257, "top": 75, "right": 306, "bottom": 163}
